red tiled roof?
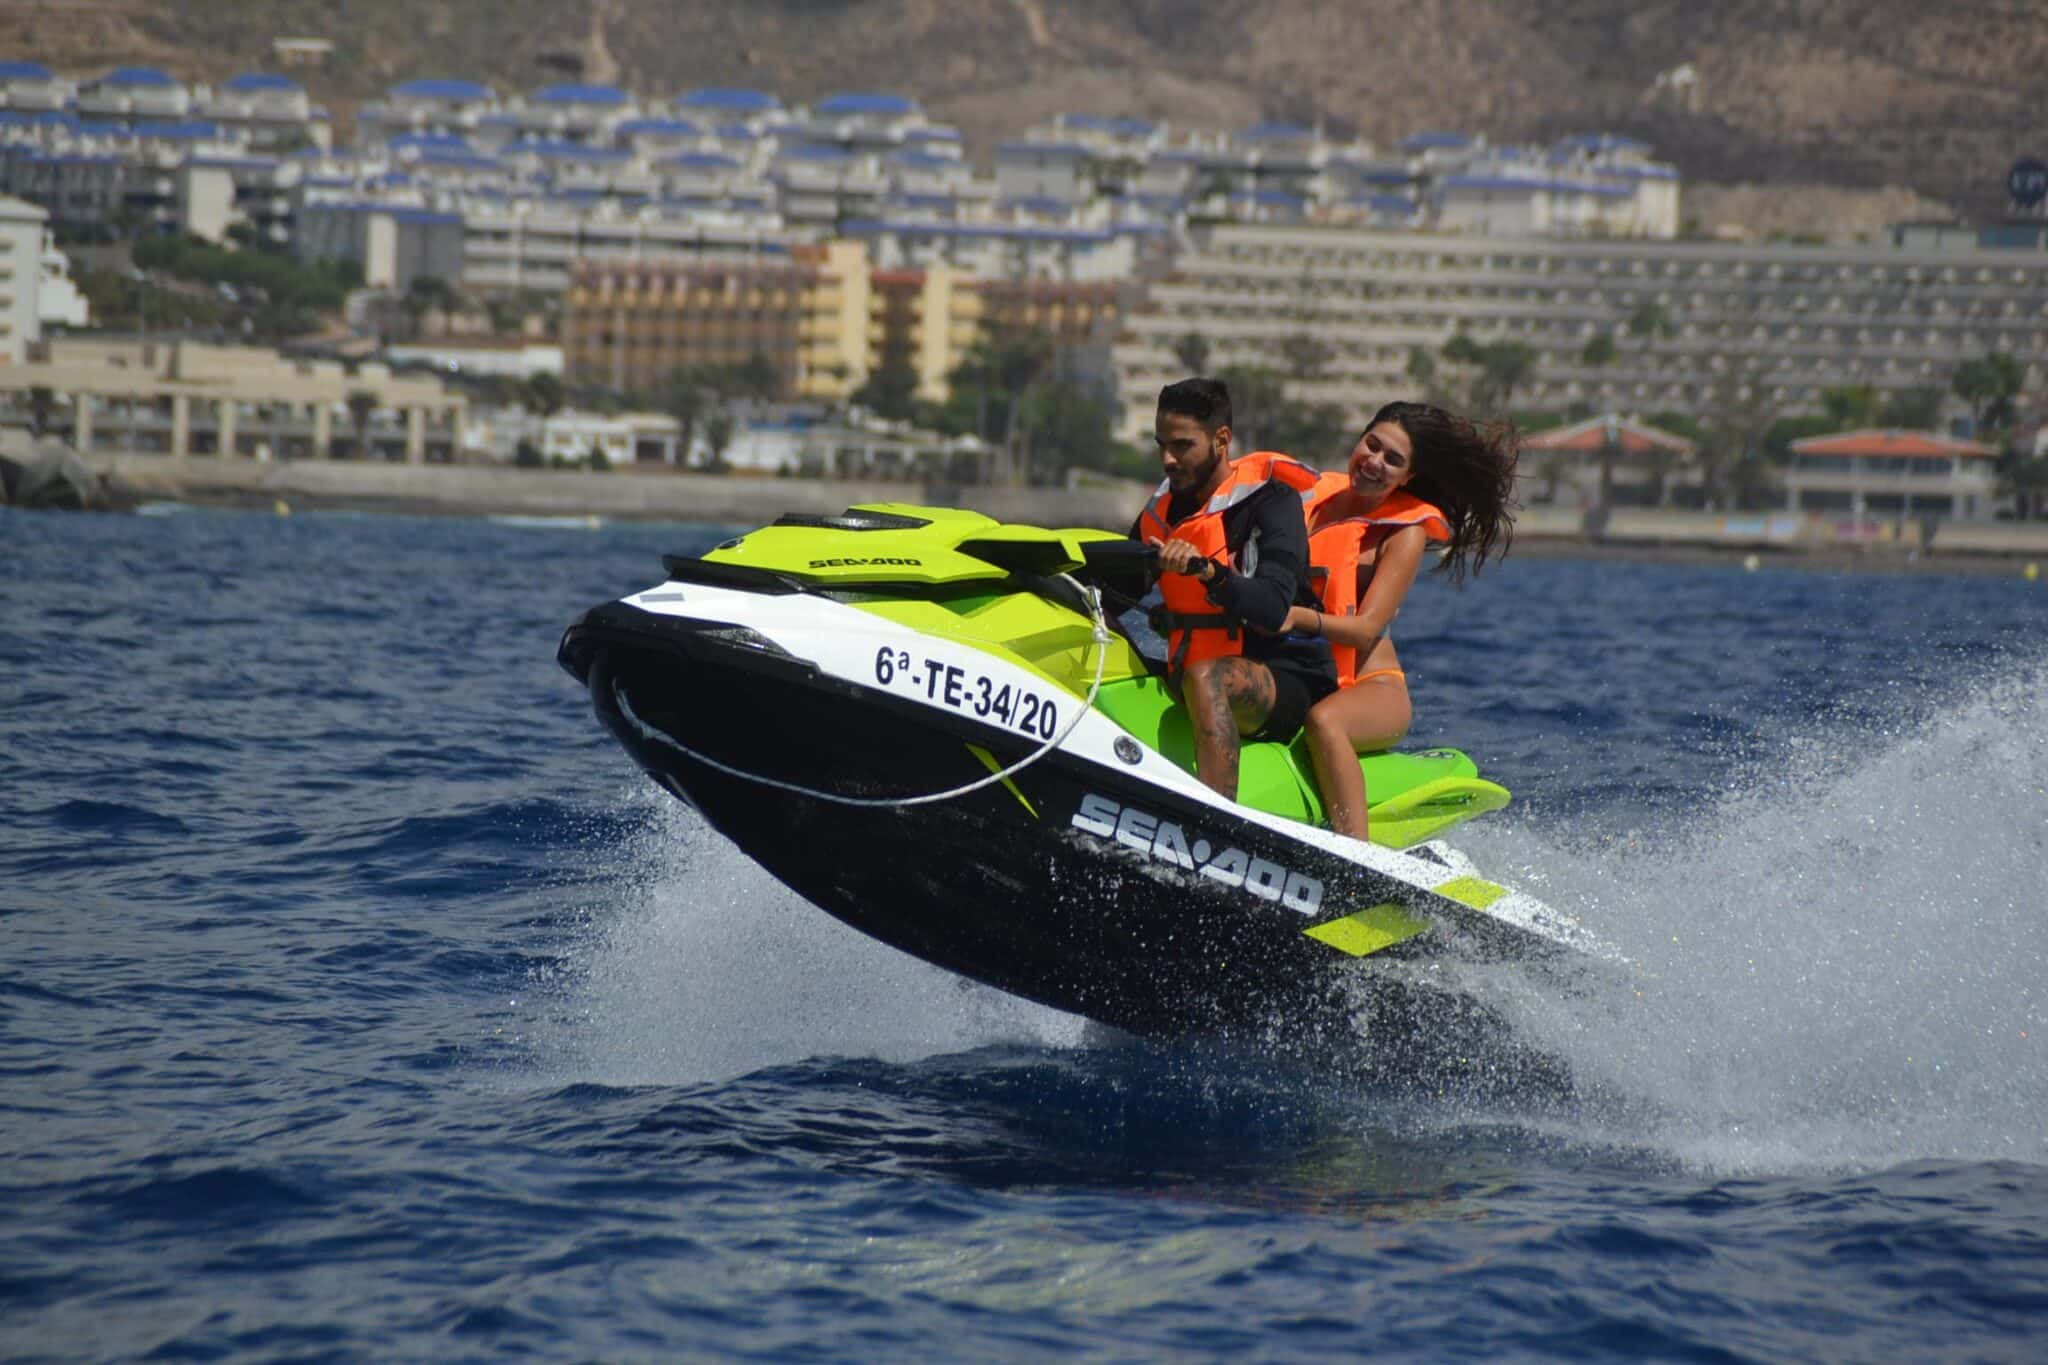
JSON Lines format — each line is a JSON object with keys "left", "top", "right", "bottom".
{"left": 1789, "top": 429, "right": 1999, "bottom": 459}
{"left": 1521, "top": 414, "right": 1695, "bottom": 457}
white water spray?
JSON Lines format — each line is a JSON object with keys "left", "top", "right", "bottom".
{"left": 546, "top": 786, "right": 1087, "bottom": 1087}
{"left": 544, "top": 655, "right": 2048, "bottom": 1174}
{"left": 1459, "top": 659, "right": 2048, "bottom": 1173}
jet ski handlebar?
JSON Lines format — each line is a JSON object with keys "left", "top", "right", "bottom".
{"left": 1078, "top": 539, "right": 1219, "bottom": 577}
{"left": 1076, "top": 539, "right": 1221, "bottom": 606}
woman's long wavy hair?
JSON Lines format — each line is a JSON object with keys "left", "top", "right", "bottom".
{"left": 1368, "top": 401, "right": 1519, "bottom": 583}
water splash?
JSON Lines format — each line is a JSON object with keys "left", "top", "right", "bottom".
{"left": 543, "top": 785, "right": 1086, "bottom": 1087}
{"left": 1459, "top": 659, "right": 2048, "bottom": 1173}
{"left": 542, "top": 654, "right": 2048, "bottom": 1173}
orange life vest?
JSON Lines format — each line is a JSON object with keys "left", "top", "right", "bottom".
{"left": 1136, "top": 451, "right": 1320, "bottom": 677}
{"left": 1303, "top": 474, "right": 1450, "bottom": 687}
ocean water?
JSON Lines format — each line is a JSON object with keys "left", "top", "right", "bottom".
{"left": 6, "top": 503, "right": 2048, "bottom": 1361}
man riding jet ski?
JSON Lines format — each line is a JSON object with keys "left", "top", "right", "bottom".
{"left": 1134, "top": 377, "right": 1339, "bottom": 802}
{"left": 557, "top": 398, "right": 1599, "bottom": 1074}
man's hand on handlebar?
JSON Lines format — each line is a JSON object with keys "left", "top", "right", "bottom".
{"left": 1154, "top": 539, "right": 1218, "bottom": 583}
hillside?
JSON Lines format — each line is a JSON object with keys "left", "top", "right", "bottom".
{"left": 9, "top": 0, "right": 2043, "bottom": 220}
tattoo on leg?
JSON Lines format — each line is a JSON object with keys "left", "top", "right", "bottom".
{"left": 1214, "top": 658, "right": 1277, "bottom": 735}
{"left": 1193, "top": 662, "right": 1242, "bottom": 793}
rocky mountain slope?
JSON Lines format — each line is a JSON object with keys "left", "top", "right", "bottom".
{"left": 10, "top": 0, "right": 2042, "bottom": 219}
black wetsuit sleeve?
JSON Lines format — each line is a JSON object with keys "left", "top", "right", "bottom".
{"left": 1206, "top": 484, "right": 1307, "bottom": 634}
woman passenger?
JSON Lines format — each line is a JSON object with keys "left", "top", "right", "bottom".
{"left": 1280, "top": 402, "right": 1518, "bottom": 841}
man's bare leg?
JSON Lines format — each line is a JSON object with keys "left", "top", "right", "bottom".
{"left": 1182, "top": 656, "right": 1278, "bottom": 799}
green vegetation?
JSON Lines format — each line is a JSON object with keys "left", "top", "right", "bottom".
{"left": 1820, "top": 384, "right": 1884, "bottom": 430}
{"left": 1951, "top": 352, "right": 2023, "bottom": 438}
{"left": 75, "top": 266, "right": 229, "bottom": 334}
{"left": 1440, "top": 332, "right": 1538, "bottom": 413}
{"left": 1998, "top": 447, "right": 2048, "bottom": 519}
{"left": 521, "top": 371, "right": 565, "bottom": 418}
{"left": 128, "top": 236, "right": 362, "bottom": 339}
{"left": 1171, "top": 332, "right": 1212, "bottom": 375}
{"left": 1880, "top": 387, "right": 1944, "bottom": 430}
{"left": 850, "top": 361, "right": 919, "bottom": 422}
{"left": 1762, "top": 414, "right": 1837, "bottom": 460}
{"left": 1211, "top": 364, "right": 1350, "bottom": 465}
{"left": 934, "top": 333, "right": 1135, "bottom": 485}
{"left": 344, "top": 389, "right": 379, "bottom": 461}
{"left": 702, "top": 411, "right": 737, "bottom": 473}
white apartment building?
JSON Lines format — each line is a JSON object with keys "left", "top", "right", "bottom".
{"left": 539, "top": 409, "right": 680, "bottom": 464}
{"left": 994, "top": 141, "right": 1093, "bottom": 204}
{"left": 293, "top": 201, "right": 467, "bottom": 290}
{"left": 843, "top": 218, "right": 1143, "bottom": 282}
{"left": 73, "top": 67, "right": 192, "bottom": 124}
{"left": 0, "top": 193, "right": 47, "bottom": 361}
{"left": 1113, "top": 223, "right": 2048, "bottom": 442}
{"left": 453, "top": 197, "right": 791, "bottom": 292}
{"left": 0, "top": 61, "right": 73, "bottom": 113}
{"left": 38, "top": 238, "right": 87, "bottom": 328}
{"left": 795, "top": 93, "right": 953, "bottom": 159}
{"left": 507, "top": 84, "right": 635, "bottom": 146}
{"left": 1435, "top": 168, "right": 1676, "bottom": 238}
{"left": 356, "top": 80, "right": 501, "bottom": 148}
{"left": 197, "top": 73, "right": 332, "bottom": 152}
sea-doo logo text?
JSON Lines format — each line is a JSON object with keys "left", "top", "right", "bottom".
{"left": 809, "top": 556, "right": 923, "bottom": 568}
{"left": 1070, "top": 793, "right": 1323, "bottom": 915}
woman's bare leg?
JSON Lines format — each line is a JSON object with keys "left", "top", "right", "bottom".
{"left": 1303, "top": 678, "right": 1412, "bottom": 841}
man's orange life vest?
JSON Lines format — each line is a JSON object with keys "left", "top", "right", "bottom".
{"left": 1303, "top": 473, "right": 1450, "bottom": 687}
{"left": 1136, "top": 451, "right": 1319, "bottom": 677}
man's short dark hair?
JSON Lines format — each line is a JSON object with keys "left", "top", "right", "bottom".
{"left": 1157, "top": 377, "right": 1231, "bottom": 433}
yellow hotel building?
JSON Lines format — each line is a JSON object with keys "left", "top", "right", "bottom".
{"left": 563, "top": 240, "right": 1118, "bottom": 403}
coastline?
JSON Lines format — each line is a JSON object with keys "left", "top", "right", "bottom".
{"left": 85, "top": 450, "right": 2048, "bottom": 577}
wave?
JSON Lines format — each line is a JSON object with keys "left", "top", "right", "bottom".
{"left": 1458, "top": 656, "right": 2048, "bottom": 1173}
{"left": 534, "top": 786, "right": 1086, "bottom": 1088}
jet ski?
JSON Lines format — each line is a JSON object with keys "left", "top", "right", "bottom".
{"left": 559, "top": 503, "right": 1599, "bottom": 1074}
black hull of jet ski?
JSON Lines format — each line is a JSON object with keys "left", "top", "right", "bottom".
{"left": 561, "top": 602, "right": 1570, "bottom": 1088}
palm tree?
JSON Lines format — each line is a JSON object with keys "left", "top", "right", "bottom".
{"left": 664, "top": 368, "right": 713, "bottom": 467}
{"left": 27, "top": 385, "right": 54, "bottom": 436}
{"left": 703, "top": 411, "right": 737, "bottom": 473}
{"left": 521, "top": 371, "right": 565, "bottom": 419}
{"left": 344, "top": 389, "right": 378, "bottom": 460}
{"left": 1480, "top": 341, "right": 1538, "bottom": 413}
{"left": 1276, "top": 333, "right": 1335, "bottom": 385}
{"left": 1952, "top": 352, "right": 2024, "bottom": 438}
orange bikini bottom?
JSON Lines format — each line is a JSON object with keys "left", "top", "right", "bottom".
{"left": 1349, "top": 668, "right": 1407, "bottom": 686}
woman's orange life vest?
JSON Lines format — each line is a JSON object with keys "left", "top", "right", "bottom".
{"left": 1303, "top": 472, "right": 1450, "bottom": 687}
{"left": 1135, "top": 451, "right": 1320, "bottom": 676}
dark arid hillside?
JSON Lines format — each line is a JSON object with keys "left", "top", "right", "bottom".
{"left": 11, "top": 0, "right": 2044, "bottom": 219}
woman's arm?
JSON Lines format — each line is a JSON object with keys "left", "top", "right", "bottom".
{"left": 1287, "top": 524, "right": 1429, "bottom": 649}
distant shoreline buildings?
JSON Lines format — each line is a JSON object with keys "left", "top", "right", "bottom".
{"left": 0, "top": 59, "right": 2043, "bottom": 516}
{"left": 0, "top": 64, "right": 1685, "bottom": 296}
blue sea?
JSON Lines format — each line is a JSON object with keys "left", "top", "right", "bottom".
{"left": 6, "top": 503, "right": 2048, "bottom": 1362}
